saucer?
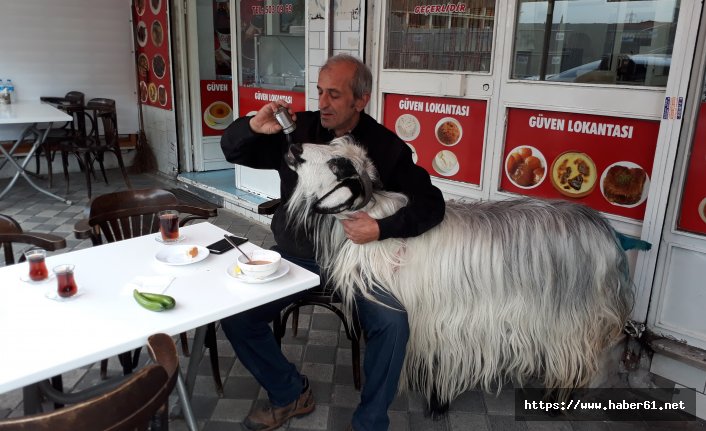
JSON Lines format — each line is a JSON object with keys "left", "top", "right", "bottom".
{"left": 226, "top": 262, "right": 290, "bottom": 284}
{"left": 155, "top": 234, "right": 185, "bottom": 244}
{"left": 20, "top": 273, "right": 56, "bottom": 284}
{"left": 155, "top": 245, "right": 209, "bottom": 266}
{"left": 45, "top": 288, "right": 83, "bottom": 302}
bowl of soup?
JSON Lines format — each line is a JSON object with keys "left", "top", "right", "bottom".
{"left": 237, "top": 250, "right": 281, "bottom": 279}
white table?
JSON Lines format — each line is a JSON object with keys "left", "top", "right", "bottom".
{"left": 0, "top": 102, "right": 73, "bottom": 204}
{"left": 0, "top": 222, "right": 319, "bottom": 426}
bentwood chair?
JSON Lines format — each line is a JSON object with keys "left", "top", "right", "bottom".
{"left": 258, "top": 200, "right": 362, "bottom": 390}
{"left": 0, "top": 333, "right": 179, "bottom": 431}
{"left": 73, "top": 188, "right": 226, "bottom": 395}
{"left": 0, "top": 214, "right": 66, "bottom": 266}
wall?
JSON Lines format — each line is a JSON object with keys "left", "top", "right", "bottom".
{"left": 0, "top": 0, "right": 139, "bottom": 140}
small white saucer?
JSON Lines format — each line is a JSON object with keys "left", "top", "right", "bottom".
{"left": 226, "top": 262, "right": 290, "bottom": 284}
{"left": 20, "top": 273, "right": 56, "bottom": 284}
{"left": 155, "top": 234, "right": 185, "bottom": 244}
{"left": 155, "top": 245, "right": 209, "bottom": 265}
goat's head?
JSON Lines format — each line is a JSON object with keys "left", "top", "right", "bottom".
{"left": 286, "top": 136, "right": 378, "bottom": 214}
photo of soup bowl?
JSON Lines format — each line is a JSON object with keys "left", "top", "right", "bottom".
{"left": 238, "top": 250, "right": 281, "bottom": 279}
{"left": 203, "top": 101, "right": 233, "bottom": 130}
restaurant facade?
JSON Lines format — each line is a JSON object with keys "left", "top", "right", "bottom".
{"left": 1, "top": 0, "right": 705, "bottom": 417}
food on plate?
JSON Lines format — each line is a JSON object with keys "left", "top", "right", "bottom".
{"left": 135, "top": 0, "right": 145, "bottom": 15}
{"left": 139, "top": 81, "right": 148, "bottom": 103}
{"left": 506, "top": 146, "right": 545, "bottom": 188}
{"left": 187, "top": 246, "right": 198, "bottom": 258}
{"left": 148, "top": 83, "right": 158, "bottom": 102}
{"left": 136, "top": 21, "right": 147, "bottom": 46}
{"left": 151, "top": 0, "right": 161, "bottom": 13}
{"left": 151, "top": 20, "right": 164, "bottom": 47}
{"left": 133, "top": 289, "right": 176, "bottom": 312}
{"left": 433, "top": 150, "right": 458, "bottom": 175}
{"left": 699, "top": 198, "right": 706, "bottom": 224}
{"left": 137, "top": 54, "right": 149, "bottom": 79}
{"left": 152, "top": 54, "right": 166, "bottom": 78}
{"left": 550, "top": 151, "right": 597, "bottom": 198}
{"left": 603, "top": 165, "right": 647, "bottom": 205}
{"left": 157, "top": 85, "right": 167, "bottom": 106}
{"left": 436, "top": 118, "right": 461, "bottom": 146}
{"left": 395, "top": 114, "right": 420, "bottom": 141}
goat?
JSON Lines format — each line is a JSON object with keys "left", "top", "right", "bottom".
{"left": 285, "top": 136, "right": 633, "bottom": 414}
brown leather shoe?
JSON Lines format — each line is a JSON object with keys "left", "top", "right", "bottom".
{"left": 242, "top": 377, "right": 315, "bottom": 431}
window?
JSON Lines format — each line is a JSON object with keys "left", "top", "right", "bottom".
{"left": 385, "top": 0, "right": 496, "bottom": 72}
{"left": 511, "top": 0, "right": 679, "bottom": 86}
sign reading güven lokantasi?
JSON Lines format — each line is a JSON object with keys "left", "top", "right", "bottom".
{"left": 383, "top": 93, "right": 487, "bottom": 185}
{"left": 501, "top": 108, "right": 659, "bottom": 221}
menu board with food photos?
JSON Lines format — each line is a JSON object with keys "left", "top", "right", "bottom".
{"left": 382, "top": 94, "right": 487, "bottom": 185}
{"left": 201, "top": 80, "right": 233, "bottom": 137}
{"left": 677, "top": 102, "right": 706, "bottom": 235}
{"left": 132, "top": 0, "right": 172, "bottom": 111}
{"left": 501, "top": 108, "right": 659, "bottom": 221}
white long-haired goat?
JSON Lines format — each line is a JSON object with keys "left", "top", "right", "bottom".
{"left": 285, "top": 136, "right": 633, "bottom": 410}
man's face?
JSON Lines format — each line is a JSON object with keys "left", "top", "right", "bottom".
{"left": 317, "top": 62, "right": 369, "bottom": 137}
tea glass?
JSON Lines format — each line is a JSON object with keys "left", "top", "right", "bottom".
{"left": 24, "top": 248, "right": 49, "bottom": 282}
{"left": 158, "top": 210, "right": 180, "bottom": 243}
{"left": 53, "top": 264, "right": 78, "bottom": 298}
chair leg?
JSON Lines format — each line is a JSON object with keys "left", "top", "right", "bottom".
{"left": 292, "top": 308, "right": 300, "bottom": 337}
{"left": 45, "top": 148, "right": 54, "bottom": 189}
{"left": 180, "top": 332, "right": 191, "bottom": 356}
{"left": 100, "top": 359, "right": 108, "bottom": 380}
{"left": 113, "top": 148, "right": 132, "bottom": 189}
{"left": 50, "top": 375, "right": 64, "bottom": 409}
{"left": 83, "top": 151, "right": 93, "bottom": 199}
{"left": 97, "top": 151, "right": 109, "bottom": 184}
{"left": 205, "top": 323, "right": 224, "bottom": 396}
{"left": 60, "top": 151, "right": 70, "bottom": 195}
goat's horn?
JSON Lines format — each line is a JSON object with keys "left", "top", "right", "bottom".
{"left": 351, "top": 170, "right": 374, "bottom": 211}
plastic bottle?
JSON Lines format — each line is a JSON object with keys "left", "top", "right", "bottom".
{"left": 0, "top": 80, "right": 8, "bottom": 105}
{"left": 5, "top": 79, "right": 14, "bottom": 103}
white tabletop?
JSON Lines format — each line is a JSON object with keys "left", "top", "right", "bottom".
{"left": 0, "top": 101, "right": 72, "bottom": 125}
{"left": 0, "top": 222, "right": 320, "bottom": 393}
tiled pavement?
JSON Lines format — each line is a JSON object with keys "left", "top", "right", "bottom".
{"left": 1, "top": 169, "right": 706, "bottom": 431}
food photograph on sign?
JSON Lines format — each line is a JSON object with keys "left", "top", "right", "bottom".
{"left": 600, "top": 162, "right": 650, "bottom": 208}
{"left": 505, "top": 146, "right": 546, "bottom": 189}
{"left": 203, "top": 101, "right": 233, "bottom": 130}
{"left": 550, "top": 151, "right": 597, "bottom": 198}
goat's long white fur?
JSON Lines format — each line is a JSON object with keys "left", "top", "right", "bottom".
{"left": 286, "top": 137, "right": 632, "bottom": 405}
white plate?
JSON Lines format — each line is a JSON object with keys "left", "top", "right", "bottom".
{"left": 226, "top": 262, "right": 290, "bottom": 284}
{"left": 435, "top": 117, "right": 463, "bottom": 146}
{"left": 203, "top": 101, "right": 234, "bottom": 130}
{"left": 136, "top": 21, "right": 147, "bottom": 48}
{"left": 432, "top": 150, "right": 459, "bottom": 177}
{"left": 698, "top": 197, "right": 706, "bottom": 224}
{"left": 504, "top": 145, "right": 547, "bottom": 190}
{"left": 599, "top": 161, "right": 650, "bottom": 208}
{"left": 395, "top": 114, "right": 420, "bottom": 141}
{"left": 155, "top": 245, "right": 210, "bottom": 266}
{"left": 20, "top": 272, "right": 56, "bottom": 284}
{"left": 154, "top": 233, "right": 185, "bottom": 244}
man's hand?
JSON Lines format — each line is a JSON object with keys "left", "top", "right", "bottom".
{"left": 248, "top": 101, "right": 296, "bottom": 135}
{"left": 341, "top": 212, "right": 380, "bottom": 244}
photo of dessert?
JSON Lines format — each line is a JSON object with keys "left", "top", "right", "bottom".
{"left": 136, "top": 21, "right": 147, "bottom": 48}
{"left": 151, "top": 20, "right": 164, "bottom": 47}
{"left": 139, "top": 81, "right": 148, "bottom": 103}
{"left": 148, "top": 83, "right": 158, "bottom": 103}
{"left": 395, "top": 114, "right": 420, "bottom": 141}
{"left": 698, "top": 197, "right": 706, "bottom": 224}
{"left": 600, "top": 162, "right": 649, "bottom": 207}
{"left": 432, "top": 150, "right": 459, "bottom": 177}
{"left": 152, "top": 54, "right": 166, "bottom": 79}
{"left": 505, "top": 145, "right": 546, "bottom": 189}
{"left": 550, "top": 151, "right": 597, "bottom": 198}
{"left": 435, "top": 117, "right": 462, "bottom": 146}
{"left": 158, "top": 85, "right": 167, "bottom": 106}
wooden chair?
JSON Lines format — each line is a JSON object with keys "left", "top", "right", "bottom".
{"left": 73, "top": 188, "right": 225, "bottom": 395}
{"left": 0, "top": 214, "right": 66, "bottom": 266}
{"left": 258, "top": 199, "right": 362, "bottom": 390}
{"left": 0, "top": 333, "right": 178, "bottom": 431}
{"left": 54, "top": 98, "right": 131, "bottom": 199}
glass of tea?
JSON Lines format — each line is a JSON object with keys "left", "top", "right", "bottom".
{"left": 24, "top": 248, "right": 49, "bottom": 282}
{"left": 158, "top": 210, "right": 180, "bottom": 243}
{"left": 53, "top": 264, "right": 78, "bottom": 298}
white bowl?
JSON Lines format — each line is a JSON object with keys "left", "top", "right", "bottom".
{"left": 237, "top": 250, "right": 281, "bottom": 279}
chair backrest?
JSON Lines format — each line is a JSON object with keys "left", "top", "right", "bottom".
{"left": 0, "top": 333, "right": 178, "bottom": 431}
{"left": 77, "top": 188, "right": 217, "bottom": 246}
{"left": 86, "top": 98, "right": 118, "bottom": 147}
{"left": 0, "top": 215, "right": 67, "bottom": 265}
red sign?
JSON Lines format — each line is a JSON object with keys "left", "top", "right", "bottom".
{"left": 502, "top": 108, "right": 659, "bottom": 220}
{"left": 237, "top": 86, "right": 305, "bottom": 117}
{"left": 200, "top": 80, "right": 233, "bottom": 137}
{"left": 677, "top": 102, "right": 706, "bottom": 235}
{"left": 132, "top": 0, "right": 173, "bottom": 110}
{"left": 382, "top": 94, "right": 487, "bottom": 185}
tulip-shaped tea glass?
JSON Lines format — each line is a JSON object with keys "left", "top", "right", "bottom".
{"left": 24, "top": 248, "right": 48, "bottom": 282}
{"left": 53, "top": 264, "right": 78, "bottom": 298}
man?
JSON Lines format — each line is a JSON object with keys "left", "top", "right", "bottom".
{"left": 220, "top": 54, "right": 445, "bottom": 430}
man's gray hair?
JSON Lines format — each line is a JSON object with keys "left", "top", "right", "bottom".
{"left": 321, "top": 54, "right": 372, "bottom": 100}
